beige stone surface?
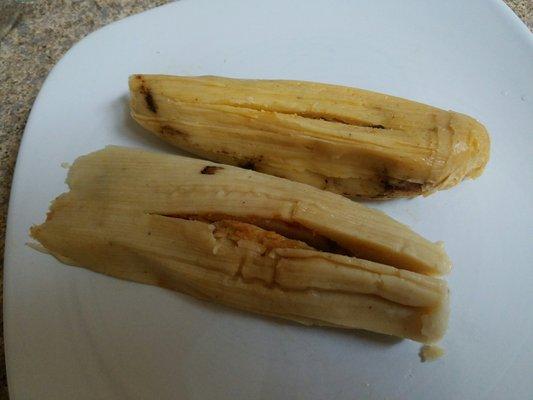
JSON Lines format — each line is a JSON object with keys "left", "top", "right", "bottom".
{"left": 0, "top": 0, "right": 530, "bottom": 397}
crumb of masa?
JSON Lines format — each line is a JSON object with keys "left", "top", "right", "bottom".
{"left": 419, "top": 345, "right": 445, "bottom": 362}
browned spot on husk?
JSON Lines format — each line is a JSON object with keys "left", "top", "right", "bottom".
{"left": 160, "top": 125, "right": 188, "bottom": 138}
{"left": 240, "top": 156, "right": 263, "bottom": 171}
{"left": 201, "top": 166, "right": 224, "bottom": 175}
{"left": 382, "top": 177, "right": 423, "bottom": 193}
{"left": 138, "top": 78, "right": 157, "bottom": 113}
{"left": 240, "top": 161, "right": 256, "bottom": 170}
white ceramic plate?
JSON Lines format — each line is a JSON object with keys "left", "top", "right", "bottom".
{"left": 5, "top": 0, "right": 533, "bottom": 398}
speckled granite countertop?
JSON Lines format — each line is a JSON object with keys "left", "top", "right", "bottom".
{"left": 0, "top": 0, "right": 530, "bottom": 397}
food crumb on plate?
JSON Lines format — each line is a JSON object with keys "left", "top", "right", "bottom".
{"left": 419, "top": 345, "right": 445, "bottom": 362}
